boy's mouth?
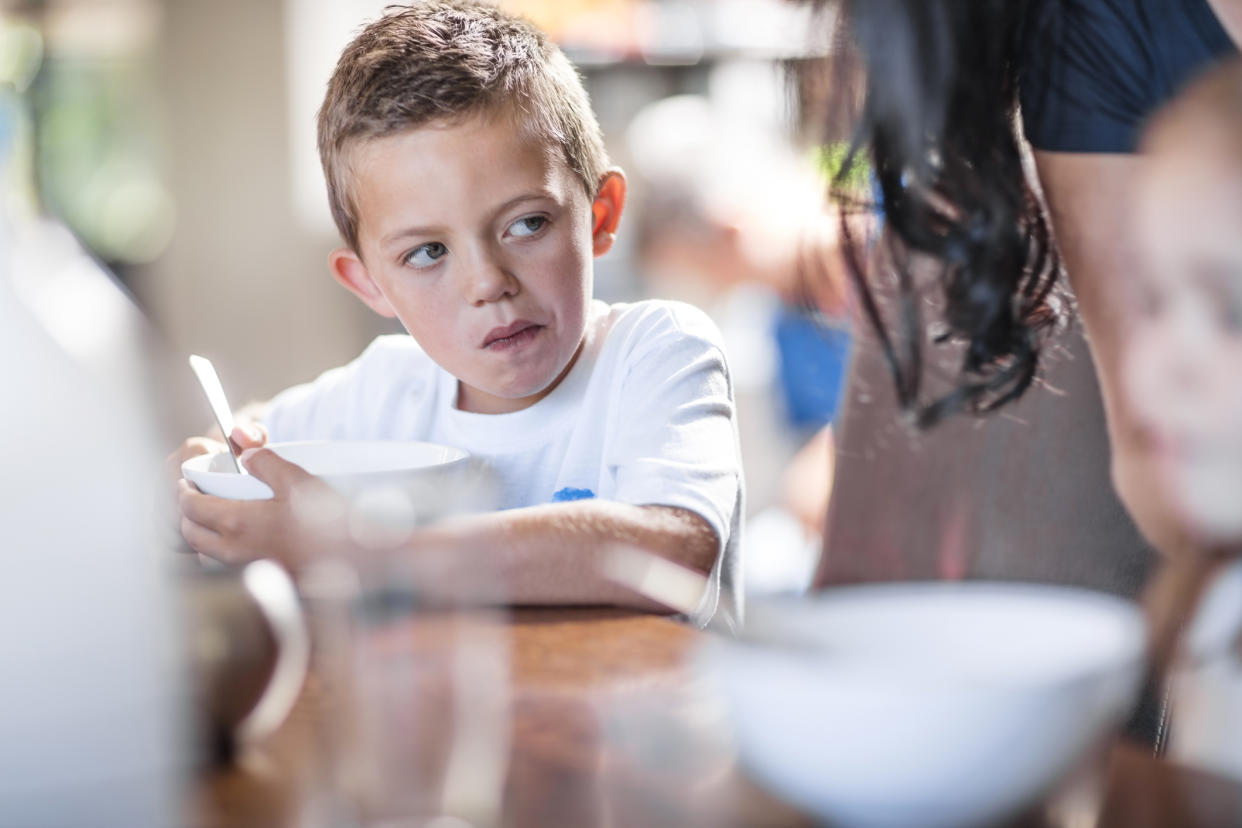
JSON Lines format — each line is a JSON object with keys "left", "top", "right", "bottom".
{"left": 483, "top": 320, "right": 542, "bottom": 349}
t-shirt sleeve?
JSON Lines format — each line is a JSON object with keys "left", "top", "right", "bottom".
{"left": 1020, "top": 0, "right": 1237, "bottom": 153}
{"left": 607, "top": 304, "right": 742, "bottom": 553}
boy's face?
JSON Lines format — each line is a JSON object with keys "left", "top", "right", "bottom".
{"left": 1124, "top": 137, "right": 1242, "bottom": 544}
{"left": 332, "top": 111, "right": 623, "bottom": 414}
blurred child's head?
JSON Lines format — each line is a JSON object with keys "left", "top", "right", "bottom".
{"left": 626, "top": 94, "right": 847, "bottom": 315}
{"left": 1125, "top": 60, "right": 1242, "bottom": 546}
{"left": 315, "top": 1, "right": 625, "bottom": 415}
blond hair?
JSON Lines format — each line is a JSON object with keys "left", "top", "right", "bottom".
{"left": 317, "top": 0, "right": 610, "bottom": 250}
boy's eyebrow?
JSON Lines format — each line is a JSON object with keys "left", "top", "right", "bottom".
{"left": 377, "top": 191, "right": 560, "bottom": 248}
{"left": 380, "top": 225, "right": 446, "bottom": 247}
{"left": 491, "top": 190, "right": 558, "bottom": 217}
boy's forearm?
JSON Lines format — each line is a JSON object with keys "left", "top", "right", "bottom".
{"left": 378, "top": 501, "right": 720, "bottom": 610}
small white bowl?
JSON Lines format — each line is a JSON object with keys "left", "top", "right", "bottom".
{"left": 697, "top": 582, "right": 1146, "bottom": 828}
{"left": 182, "top": 440, "right": 473, "bottom": 502}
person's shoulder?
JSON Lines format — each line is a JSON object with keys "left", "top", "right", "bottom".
{"left": 1021, "top": 0, "right": 1234, "bottom": 153}
{"left": 603, "top": 298, "right": 725, "bottom": 348}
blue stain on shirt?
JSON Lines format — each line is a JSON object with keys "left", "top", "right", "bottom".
{"left": 552, "top": 487, "right": 595, "bottom": 502}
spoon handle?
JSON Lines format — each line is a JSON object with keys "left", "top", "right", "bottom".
{"left": 189, "top": 354, "right": 246, "bottom": 475}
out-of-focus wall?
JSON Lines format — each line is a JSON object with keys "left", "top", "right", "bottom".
{"left": 135, "top": 0, "right": 379, "bottom": 408}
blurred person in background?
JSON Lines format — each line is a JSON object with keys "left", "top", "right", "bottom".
{"left": 815, "top": 0, "right": 1239, "bottom": 569}
{"left": 1124, "top": 59, "right": 1242, "bottom": 556}
{"left": 805, "top": 0, "right": 1238, "bottom": 745}
{"left": 1121, "top": 58, "right": 1242, "bottom": 776}
{"left": 627, "top": 94, "right": 853, "bottom": 596}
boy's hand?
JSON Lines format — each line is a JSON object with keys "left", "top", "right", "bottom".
{"left": 177, "top": 447, "right": 352, "bottom": 568}
{"left": 166, "top": 423, "right": 269, "bottom": 488}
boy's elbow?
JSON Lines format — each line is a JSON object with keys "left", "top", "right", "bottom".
{"left": 685, "top": 521, "right": 721, "bottom": 575}
{"left": 643, "top": 505, "right": 719, "bottom": 575}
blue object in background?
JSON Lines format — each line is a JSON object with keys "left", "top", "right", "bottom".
{"left": 772, "top": 306, "right": 851, "bottom": 430}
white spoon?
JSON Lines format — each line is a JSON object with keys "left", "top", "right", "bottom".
{"left": 188, "top": 354, "right": 246, "bottom": 475}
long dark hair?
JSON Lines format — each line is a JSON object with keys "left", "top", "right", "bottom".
{"left": 813, "top": 0, "right": 1064, "bottom": 427}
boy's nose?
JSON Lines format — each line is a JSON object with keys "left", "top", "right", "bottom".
{"left": 464, "top": 256, "right": 519, "bottom": 305}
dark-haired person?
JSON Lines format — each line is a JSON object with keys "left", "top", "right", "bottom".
{"left": 814, "top": 0, "right": 1242, "bottom": 580}
{"left": 809, "top": 1, "right": 1239, "bottom": 741}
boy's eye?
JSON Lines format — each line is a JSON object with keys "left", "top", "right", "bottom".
{"left": 508, "top": 215, "right": 548, "bottom": 238}
{"left": 404, "top": 242, "right": 447, "bottom": 268}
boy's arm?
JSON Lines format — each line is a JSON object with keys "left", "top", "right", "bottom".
{"left": 396, "top": 500, "right": 719, "bottom": 611}
{"left": 177, "top": 447, "right": 718, "bottom": 612}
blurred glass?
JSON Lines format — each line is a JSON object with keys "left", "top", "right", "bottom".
{"left": 300, "top": 559, "right": 511, "bottom": 828}
{"left": 592, "top": 672, "right": 739, "bottom": 827}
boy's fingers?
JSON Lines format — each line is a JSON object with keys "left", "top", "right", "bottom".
{"left": 178, "top": 479, "right": 269, "bottom": 542}
{"left": 240, "top": 447, "right": 314, "bottom": 493}
{"left": 177, "top": 479, "right": 239, "bottom": 534}
{"left": 182, "top": 520, "right": 256, "bottom": 566}
{"left": 229, "top": 422, "right": 268, "bottom": 451}
{"left": 179, "top": 514, "right": 229, "bottom": 560}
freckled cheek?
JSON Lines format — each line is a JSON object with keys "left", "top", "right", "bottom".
{"left": 529, "top": 250, "right": 590, "bottom": 301}
{"left": 388, "top": 284, "right": 462, "bottom": 347}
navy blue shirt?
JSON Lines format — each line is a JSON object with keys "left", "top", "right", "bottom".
{"left": 1021, "top": 0, "right": 1238, "bottom": 152}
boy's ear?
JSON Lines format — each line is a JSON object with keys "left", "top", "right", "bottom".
{"left": 591, "top": 169, "right": 627, "bottom": 257}
{"left": 329, "top": 248, "right": 396, "bottom": 318}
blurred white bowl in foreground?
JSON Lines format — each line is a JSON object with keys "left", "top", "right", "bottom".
{"left": 182, "top": 440, "right": 472, "bottom": 502}
{"left": 697, "top": 582, "right": 1146, "bottom": 828}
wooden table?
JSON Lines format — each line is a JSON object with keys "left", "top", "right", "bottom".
{"left": 195, "top": 607, "right": 1242, "bottom": 827}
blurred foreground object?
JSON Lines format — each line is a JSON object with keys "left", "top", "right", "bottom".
{"left": 606, "top": 547, "right": 1152, "bottom": 826}
{"left": 185, "top": 560, "right": 309, "bottom": 761}
{"left": 0, "top": 209, "right": 184, "bottom": 820}
{"left": 698, "top": 582, "right": 1147, "bottom": 828}
{"left": 297, "top": 558, "right": 511, "bottom": 827}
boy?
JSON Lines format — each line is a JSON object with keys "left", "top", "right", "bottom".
{"left": 174, "top": 0, "right": 742, "bottom": 626}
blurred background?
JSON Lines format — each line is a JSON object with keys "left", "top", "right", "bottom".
{"left": 1, "top": 0, "right": 850, "bottom": 590}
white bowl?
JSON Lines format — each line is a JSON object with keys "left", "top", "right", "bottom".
{"left": 182, "top": 440, "right": 474, "bottom": 502}
{"left": 697, "top": 582, "right": 1146, "bottom": 828}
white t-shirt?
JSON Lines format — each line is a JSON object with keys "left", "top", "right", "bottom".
{"left": 264, "top": 299, "right": 743, "bottom": 627}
